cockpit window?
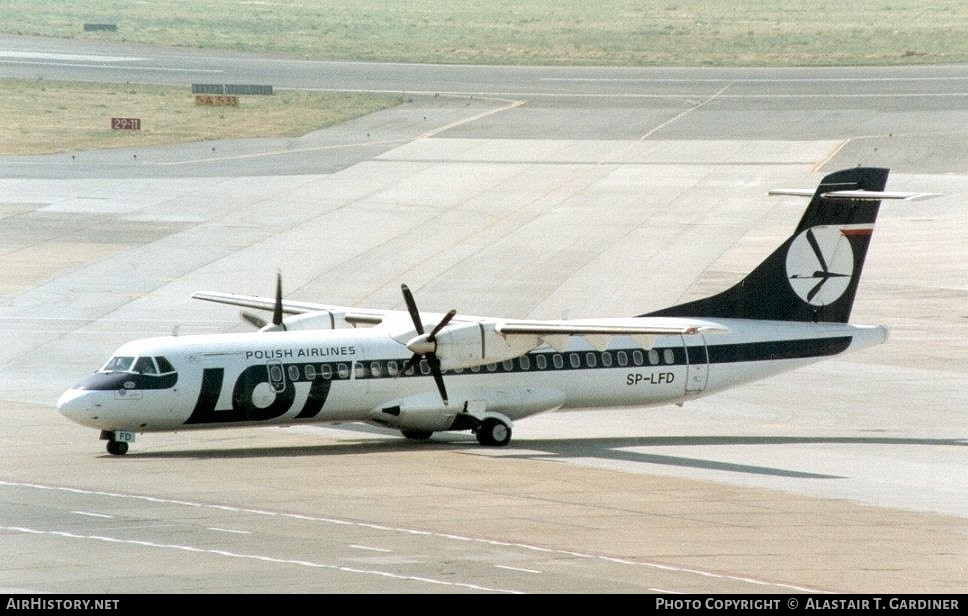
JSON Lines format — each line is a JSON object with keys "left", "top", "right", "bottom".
{"left": 156, "top": 356, "right": 175, "bottom": 374}
{"left": 133, "top": 357, "right": 157, "bottom": 374}
{"left": 99, "top": 356, "right": 175, "bottom": 375}
{"left": 101, "top": 356, "right": 134, "bottom": 372}
{"left": 83, "top": 355, "right": 178, "bottom": 391}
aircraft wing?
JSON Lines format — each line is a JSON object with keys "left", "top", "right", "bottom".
{"left": 191, "top": 291, "right": 387, "bottom": 325}
{"left": 192, "top": 288, "right": 729, "bottom": 352}
{"left": 494, "top": 317, "right": 729, "bottom": 351}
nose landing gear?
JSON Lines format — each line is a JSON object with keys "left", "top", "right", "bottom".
{"left": 100, "top": 430, "right": 135, "bottom": 456}
{"left": 106, "top": 440, "right": 128, "bottom": 455}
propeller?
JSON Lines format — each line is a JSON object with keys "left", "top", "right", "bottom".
{"left": 241, "top": 271, "right": 287, "bottom": 332}
{"left": 399, "top": 284, "right": 456, "bottom": 405}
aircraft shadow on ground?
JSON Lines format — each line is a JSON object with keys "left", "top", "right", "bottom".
{"left": 125, "top": 433, "right": 967, "bottom": 480}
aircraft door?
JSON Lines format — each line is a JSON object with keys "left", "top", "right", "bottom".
{"left": 267, "top": 362, "right": 286, "bottom": 393}
{"left": 683, "top": 335, "right": 709, "bottom": 394}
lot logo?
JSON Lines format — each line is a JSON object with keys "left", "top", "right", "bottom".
{"left": 785, "top": 226, "right": 854, "bottom": 306}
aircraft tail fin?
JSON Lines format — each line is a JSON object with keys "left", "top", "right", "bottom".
{"left": 644, "top": 167, "right": 897, "bottom": 323}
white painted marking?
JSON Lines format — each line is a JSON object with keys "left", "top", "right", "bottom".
{"left": 0, "top": 525, "right": 521, "bottom": 594}
{"left": 541, "top": 76, "right": 968, "bottom": 84}
{"left": 0, "top": 50, "right": 146, "bottom": 62}
{"left": 495, "top": 564, "right": 542, "bottom": 574}
{"left": 350, "top": 544, "right": 392, "bottom": 553}
{"left": 208, "top": 527, "right": 251, "bottom": 535}
{"left": 71, "top": 511, "right": 113, "bottom": 519}
{"left": 0, "top": 58, "right": 222, "bottom": 74}
{"left": 1, "top": 480, "right": 823, "bottom": 593}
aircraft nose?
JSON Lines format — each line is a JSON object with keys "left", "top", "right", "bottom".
{"left": 57, "top": 388, "right": 98, "bottom": 423}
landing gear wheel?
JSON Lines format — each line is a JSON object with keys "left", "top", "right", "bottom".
{"left": 106, "top": 440, "right": 128, "bottom": 456}
{"left": 401, "top": 430, "right": 433, "bottom": 441}
{"left": 476, "top": 418, "right": 511, "bottom": 447}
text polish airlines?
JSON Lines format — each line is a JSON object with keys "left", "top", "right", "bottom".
{"left": 58, "top": 168, "right": 926, "bottom": 455}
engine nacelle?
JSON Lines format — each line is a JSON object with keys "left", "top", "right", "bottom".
{"left": 369, "top": 393, "right": 457, "bottom": 431}
{"left": 282, "top": 311, "right": 358, "bottom": 331}
{"left": 413, "top": 322, "right": 541, "bottom": 370}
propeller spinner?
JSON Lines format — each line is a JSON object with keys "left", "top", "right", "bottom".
{"left": 400, "top": 284, "right": 456, "bottom": 405}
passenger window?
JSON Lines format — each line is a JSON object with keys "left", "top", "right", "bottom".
{"left": 337, "top": 363, "right": 350, "bottom": 379}
{"left": 386, "top": 361, "right": 399, "bottom": 377}
{"left": 585, "top": 352, "right": 597, "bottom": 368}
{"left": 305, "top": 365, "right": 317, "bottom": 380}
{"left": 663, "top": 349, "right": 675, "bottom": 365}
{"left": 354, "top": 363, "right": 366, "bottom": 379}
{"left": 288, "top": 365, "right": 300, "bottom": 381}
{"left": 321, "top": 364, "right": 333, "bottom": 380}
{"left": 569, "top": 353, "right": 580, "bottom": 369}
{"left": 370, "top": 362, "right": 382, "bottom": 378}
{"left": 616, "top": 351, "right": 628, "bottom": 367}
{"left": 535, "top": 355, "right": 547, "bottom": 370}
{"left": 519, "top": 356, "right": 531, "bottom": 371}
{"left": 553, "top": 354, "right": 564, "bottom": 369}
{"left": 601, "top": 352, "right": 613, "bottom": 368}
{"left": 632, "top": 350, "right": 644, "bottom": 366}
{"left": 502, "top": 359, "right": 514, "bottom": 371}
{"left": 648, "top": 350, "right": 660, "bottom": 365}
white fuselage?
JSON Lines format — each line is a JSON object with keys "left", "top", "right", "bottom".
{"left": 57, "top": 320, "right": 886, "bottom": 436}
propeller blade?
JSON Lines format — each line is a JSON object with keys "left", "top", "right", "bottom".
{"left": 428, "top": 354, "right": 448, "bottom": 405}
{"left": 401, "top": 284, "right": 424, "bottom": 335}
{"left": 241, "top": 311, "right": 268, "bottom": 329}
{"left": 397, "top": 284, "right": 455, "bottom": 406}
{"left": 272, "top": 271, "right": 285, "bottom": 328}
{"left": 427, "top": 309, "right": 457, "bottom": 341}
{"left": 402, "top": 352, "right": 422, "bottom": 375}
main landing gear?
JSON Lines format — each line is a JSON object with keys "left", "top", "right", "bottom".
{"left": 398, "top": 416, "right": 513, "bottom": 447}
{"left": 401, "top": 430, "right": 433, "bottom": 441}
{"left": 474, "top": 417, "right": 512, "bottom": 447}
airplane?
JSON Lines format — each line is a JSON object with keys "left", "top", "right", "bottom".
{"left": 57, "top": 167, "right": 928, "bottom": 455}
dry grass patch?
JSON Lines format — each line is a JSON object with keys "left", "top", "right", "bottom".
{"left": 1, "top": 79, "right": 402, "bottom": 155}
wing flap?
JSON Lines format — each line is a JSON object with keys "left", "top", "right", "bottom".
{"left": 494, "top": 317, "right": 728, "bottom": 351}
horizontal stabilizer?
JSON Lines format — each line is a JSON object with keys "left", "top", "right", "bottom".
{"left": 769, "top": 188, "right": 938, "bottom": 201}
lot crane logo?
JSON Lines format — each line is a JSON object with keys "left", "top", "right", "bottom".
{"left": 785, "top": 225, "right": 856, "bottom": 306}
